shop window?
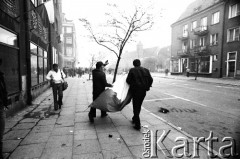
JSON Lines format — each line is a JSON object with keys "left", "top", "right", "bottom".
{"left": 0, "top": 44, "right": 20, "bottom": 94}
{"left": 44, "top": 51, "right": 48, "bottom": 81}
{"left": 0, "top": 27, "right": 18, "bottom": 47}
{"left": 30, "top": 42, "right": 48, "bottom": 86}
{"left": 199, "top": 56, "right": 210, "bottom": 73}
{"left": 31, "top": 55, "right": 38, "bottom": 86}
{"left": 172, "top": 60, "right": 179, "bottom": 72}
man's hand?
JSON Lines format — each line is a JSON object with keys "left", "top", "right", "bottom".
{"left": 105, "top": 60, "right": 109, "bottom": 65}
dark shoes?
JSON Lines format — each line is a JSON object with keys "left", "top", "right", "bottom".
{"left": 133, "top": 125, "right": 141, "bottom": 130}
{"left": 58, "top": 101, "right": 63, "bottom": 109}
{"left": 88, "top": 114, "right": 94, "bottom": 123}
{"left": 101, "top": 113, "right": 108, "bottom": 118}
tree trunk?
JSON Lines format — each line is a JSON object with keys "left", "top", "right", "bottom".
{"left": 113, "top": 57, "right": 121, "bottom": 83}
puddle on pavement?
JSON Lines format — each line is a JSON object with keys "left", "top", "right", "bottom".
{"left": 23, "top": 107, "right": 59, "bottom": 119}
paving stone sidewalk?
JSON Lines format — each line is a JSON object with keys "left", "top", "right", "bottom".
{"left": 3, "top": 77, "right": 222, "bottom": 159}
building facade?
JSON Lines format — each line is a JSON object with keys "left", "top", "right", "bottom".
{"left": 0, "top": 0, "right": 62, "bottom": 116}
{"left": 222, "top": 0, "right": 240, "bottom": 78}
{"left": 171, "top": 0, "right": 240, "bottom": 79}
{"left": 62, "top": 14, "right": 77, "bottom": 69}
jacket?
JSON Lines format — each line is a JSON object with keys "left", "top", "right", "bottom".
{"left": 0, "top": 71, "right": 8, "bottom": 107}
{"left": 126, "top": 66, "right": 153, "bottom": 91}
{"left": 92, "top": 69, "right": 112, "bottom": 98}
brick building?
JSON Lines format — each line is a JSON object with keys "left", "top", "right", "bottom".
{"left": 170, "top": 0, "right": 240, "bottom": 79}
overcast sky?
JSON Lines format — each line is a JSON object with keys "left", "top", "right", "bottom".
{"left": 62, "top": 0, "right": 195, "bottom": 67}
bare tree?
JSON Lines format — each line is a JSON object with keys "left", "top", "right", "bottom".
{"left": 87, "top": 52, "right": 106, "bottom": 80}
{"left": 80, "top": 2, "right": 155, "bottom": 82}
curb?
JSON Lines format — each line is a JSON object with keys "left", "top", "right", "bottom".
{"left": 152, "top": 75, "right": 240, "bottom": 87}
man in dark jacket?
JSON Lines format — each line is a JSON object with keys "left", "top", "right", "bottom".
{"left": 88, "top": 61, "right": 112, "bottom": 123}
{"left": 0, "top": 59, "right": 8, "bottom": 159}
{"left": 126, "top": 59, "right": 153, "bottom": 130}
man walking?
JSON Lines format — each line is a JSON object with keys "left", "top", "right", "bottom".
{"left": 88, "top": 61, "right": 112, "bottom": 123}
{"left": 0, "top": 59, "right": 8, "bottom": 159}
{"left": 126, "top": 59, "right": 153, "bottom": 130}
{"left": 46, "top": 64, "right": 66, "bottom": 110}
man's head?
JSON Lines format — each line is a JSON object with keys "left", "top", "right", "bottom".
{"left": 96, "top": 61, "right": 107, "bottom": 71}
{"left": 133, "top": 59, "right": 141, "bottom": 67}
{"left": 53, "top": 64, "right": 58, "bottom": 72}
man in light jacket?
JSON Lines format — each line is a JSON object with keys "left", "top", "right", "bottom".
{"left": 46, "top": 64, "right": 66, "bottom": 110}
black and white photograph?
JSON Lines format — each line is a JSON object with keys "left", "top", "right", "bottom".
{"left": 0, "top": 0, "right": 239, "bottom": 158}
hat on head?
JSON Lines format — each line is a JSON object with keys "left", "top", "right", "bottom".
{"left": 96, "top": 61, "right": 107, "bottom": 68}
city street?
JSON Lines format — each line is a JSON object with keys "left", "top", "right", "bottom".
{"left": 143, "top": 76, "right": 240, "bottom": 152}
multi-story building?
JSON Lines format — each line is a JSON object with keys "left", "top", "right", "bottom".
{"left": 222, "top": 0, "right": 240, "bottom": 78}
{"left": 0, "top": 0, "right": 62, "bottom": 116}
{"left": 171, "top": 0, "right": 240, "bottom": 79}
{"left": 62, "top": 14, "right": 77, "bottom": 69}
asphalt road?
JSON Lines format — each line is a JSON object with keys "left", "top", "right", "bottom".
{"left": 143, "top": 77, "right": 240, "bottom": 153}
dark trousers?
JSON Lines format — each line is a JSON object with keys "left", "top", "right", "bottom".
{"left": 52, "top": 83, "right": 63, "bottom": 110}
{"left": 187, "top": 72, "right": 190, "bottom": 77}
{"left": 89, "top": 94, "right": 107, "bottom": 117}
{"left": 131, "top": 89, "right": 146, "bottom": 127}
{"left": 0, "top": 107, "right": 5, "bottom": 158}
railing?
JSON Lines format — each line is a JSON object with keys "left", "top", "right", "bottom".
{"left": 177, "top": 49, "right": 189, "bottom": 56}
{"left": 177, "top": 32, "right": 189, "bottom": 40}
{"left": 190, "top": 45, "right": 209, "bottom": 55}
{"left": 193, "top": 26, "right": 208, "bottom": 35}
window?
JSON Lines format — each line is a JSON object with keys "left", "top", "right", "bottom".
{"left": 190, "top": 39, "right": 196, "bottom": 49}
{"left": 0, "top": 44, "right": 20, "bottom": 94}
{"left": 227, "top": 27, "right": 239, "bottom": 42}
{"left": 43, "top": 51, "right": 48, "bottom": 81}
{"left": 199, "top": 37, "right": 206, "bottom": 46}
{"left": 66, "top": 27, "right": 72, "bottom": 33}
{"left": 212, "top": 11, "right": 220, "bottom": 24}
{"left": 200, "top": 17, "right": 207, "bottom": 31}
{"left": 38, "top": 47, "right": 44, "bottom": 83}
{"left": 229, "top": 3, "right": 240, "bottom": 18}
{"left": 228, "top": 52, "right": 236, "bottom": 60}
{"left": 0, "top": 27, "right": 18, "bottom": 47}
{"left": 199, "top": 56, "right": 210, "bottom": 73}
{"left": 30, "top": 43, "right": 38, "bottom": 86}
{"left": 66, "top": 47, "right": 73, "bottom": 56}
{"left": 191, "top": 21, "right": 197, "bottom": 31}
{"left": 213, "top": 55, "right": 218, "bottom": 61}
{"left": 52, "top": 47, "right": 58, "bottom": 64}
{"left": 30, "top": 42, "right": 48, "bottom": 86}
{"left": 210, "top": 33, "right": 218, "bottom": 45}
{"left": 183, "top": 24, "right": 188, "bottom": 37}
{"left": 66, "top": 37, "right": 72, "bottom": 44}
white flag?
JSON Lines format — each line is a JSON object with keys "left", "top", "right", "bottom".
{"left": 44, "top": 0, "right": 55, "bottom": 24}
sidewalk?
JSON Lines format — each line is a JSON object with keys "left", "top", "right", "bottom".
{"left": 152, "top": 73, "right": 240, "bottom": 87}
{"left": 3, "top": 77, "right": 221, "bottom": 159}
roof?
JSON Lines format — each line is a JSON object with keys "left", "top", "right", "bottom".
{"left": 174, "top": 0, "right": 223, "bottom": 24}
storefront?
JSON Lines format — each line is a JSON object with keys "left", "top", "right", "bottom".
{"left": 28, "top": 1, "right": 51, "bottom": 98}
